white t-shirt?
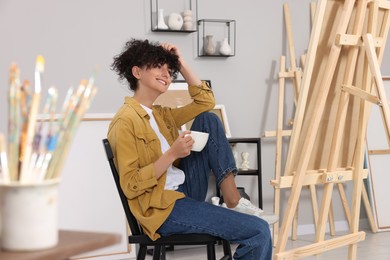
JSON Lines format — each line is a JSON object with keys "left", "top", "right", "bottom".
{"left": 141, "top": 105, "right": 185, "bottom": 190}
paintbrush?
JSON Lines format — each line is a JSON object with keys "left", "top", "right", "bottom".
{"left": 18, "top": 80, "right": 31, "bottom": 179}
{"left": 19, "top": 55, "right": 44, "bottom": 183}
{"left": 8, "top": 64, "right": 22, "bottom": 181}
{"left": 51, "top": 79, "right": 97, "bottom": 179}
{"left": 29, "top": 87, "right": 57, "bottom": 180}
{"left": 43, "top": 87, "right": 59, "bottom": 155}
{"left": 39, "top": 86, "right": 73, "bottom": 180}
{"left": 36, "top": 87, "right": 59, "bottom": 182}
{"left": 44, "top": 82, "right": 86, "bottom": 179}
{"left": 0, "top": 133, "right": 10, "bottom": 183}
{"left": 46, "top": 87, "right": 59, "bottom": 136}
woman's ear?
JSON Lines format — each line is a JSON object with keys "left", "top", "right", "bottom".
{"left": 132, "top": 66, "right": 141, "bottom": 79}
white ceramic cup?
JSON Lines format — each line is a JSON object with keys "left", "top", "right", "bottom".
{"left": 186, "top": 131, "right": 209, "bottom": 152}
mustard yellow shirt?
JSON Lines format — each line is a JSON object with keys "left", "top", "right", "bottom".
{"left": 107, "top": 81, "right": 215, "bottom": 240}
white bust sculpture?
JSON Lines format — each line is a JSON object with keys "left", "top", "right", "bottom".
{"left": 240, "top": 152, "right": 250, "bottom": 171}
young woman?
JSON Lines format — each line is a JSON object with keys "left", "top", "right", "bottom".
{"left": 108, "top": 38, "right": 277, "bottom": 259}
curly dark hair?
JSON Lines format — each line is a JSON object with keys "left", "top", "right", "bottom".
{"left": 111, "top": 39, "right": 181, "bottom": 91}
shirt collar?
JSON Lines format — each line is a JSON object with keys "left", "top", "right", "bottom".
{"left": 124, "top": 96, "right": 150, "bottom": 119}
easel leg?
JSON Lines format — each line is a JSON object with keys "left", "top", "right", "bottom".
{"left": 328, "top": 200, "right": 336, "bottom": 236}
{"left": 315, "top": 183, "right": 334, "bottom": 242}
{"left": 292, "top": 203, "right": 299, "bottom": 240}
{"left": 337, "top": 183, "right": 352, "bottom": 226}
{"left": 309, "top": 185, "right": 319, "bottom": 228}
{"left": 273, "top": 55, "right": 286, "bottom": 247}
{"left": 361, "top": 184, "right": 377, "bottom": 233}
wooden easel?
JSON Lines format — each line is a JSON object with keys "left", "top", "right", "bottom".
{"left": 272, "top": 3, "right": 303, "bottom": 244}
{"left": 280, "top": 2, "right": 378, "bottom": 239}
{"left": 265, "top": 2, "right": 325, "bottom": 246}
{"left": 273, "top": 0, "right": 390, "bottom": 259}
{"left": 267, "top": 3, "right": 380, "bottom": 248}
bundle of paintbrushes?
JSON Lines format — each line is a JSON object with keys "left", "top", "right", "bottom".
{"left": 0, "top": 56, "right": 97, "bottom": 184}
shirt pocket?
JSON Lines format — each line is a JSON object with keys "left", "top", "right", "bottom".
{"left": 135, "top": 131, "right": 159, "bottom": 165}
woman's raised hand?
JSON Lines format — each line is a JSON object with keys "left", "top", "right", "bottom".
{"left": 161, "top": 42, "right": 184, "bottom": 64}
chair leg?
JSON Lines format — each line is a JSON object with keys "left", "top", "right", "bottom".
{"left": 160, "top": 245, "right": 166, "bottom": 260}
{"left": 152, "top": 245, "right": 162, "bottom": 260}
{"left": 222, "top": 240, "right": 232, "bottom": 259}
{"left": 137, "top": 245, "right": 147, "bottom": 260}
{"left": 206, "top": 243, "right": 216, "bottom": 260}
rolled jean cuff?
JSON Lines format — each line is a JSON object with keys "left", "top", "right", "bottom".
{"left": 216, "top": 166, "right": 238, "bottom": 187}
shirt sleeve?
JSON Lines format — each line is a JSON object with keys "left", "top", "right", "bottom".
{"left": 171, "top": 81, "right": 216, "bottom": 127}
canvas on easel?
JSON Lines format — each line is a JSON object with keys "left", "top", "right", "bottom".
{"left": 366, "top": 99, "right": 390, "bottom": 230}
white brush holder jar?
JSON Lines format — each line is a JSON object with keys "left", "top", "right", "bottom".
{"left": 0, "top": 179, "right": 60, "bottom": 251}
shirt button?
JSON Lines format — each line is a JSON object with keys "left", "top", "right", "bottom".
{"left": 133, "top": 185, "right": 137, "bottom": 189}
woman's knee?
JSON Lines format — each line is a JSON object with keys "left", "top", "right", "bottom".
{"left": 192, "top": 112, "right": 223, "bottom": 132}
{"left": 234, "top": 217, "right": 272, "bottom": 259}
{"left": 239, "top": 216, "right": 271, "bottom": 241}
{"left": 254, "top": 218, "right": 271, "bottom": 238}
{"left": 253, "top": 219, "right": 272, "bottom": 256}
{"left": 194, "top": 112, "right": 219, "bottom": 124}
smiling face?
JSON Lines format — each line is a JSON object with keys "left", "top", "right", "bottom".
{"left": 132, "top": 63, "right": 174, "bottom": 100}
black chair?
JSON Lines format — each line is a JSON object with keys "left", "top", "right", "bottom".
{"left": 102, "top": 138, "right": 232, "bottom": 260}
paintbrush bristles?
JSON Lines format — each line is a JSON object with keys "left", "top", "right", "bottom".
{"left": 2, "top": 57, "right": 97, "bottom": 184}
{"left": 34, "top": 55, "right": 45, "bottom": 93}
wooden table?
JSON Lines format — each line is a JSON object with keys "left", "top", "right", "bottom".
{"left": 0, "top": 230, "right": 122, "bottom": 260}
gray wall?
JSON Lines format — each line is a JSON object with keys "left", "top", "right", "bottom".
{"left": 1, "top": 0, "right": 389, "bottom": 230}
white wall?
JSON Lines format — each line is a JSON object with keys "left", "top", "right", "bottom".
{"left": 57, "top": 115, "right": 135, "bottom": 258}
{"left": 1, "top": 0, "right": 389, "bottom": 241}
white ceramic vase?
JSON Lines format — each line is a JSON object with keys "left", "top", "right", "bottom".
{"left": 182, "top": 10, "right": 193, "bottom": 30}
{"left": 157, "top": 9, "right": 168, "bottom": 30}
{"left": 204, "top": 35, "right": 216, "bottom": 55}
{"left": 219, "top": 38, "right": 232, "bottom": 55}
{"left": 183, "top": 21, "right": 193, "bottom": 30}
{"left": 0, "top": 179, "right": 60, "bottom": 251}
{"left": 168, "top": 13, "right": 183, "bottom": 30}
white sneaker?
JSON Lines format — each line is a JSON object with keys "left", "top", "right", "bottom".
{"left": 223, "top": 198, "right": 279, "bottom": 225}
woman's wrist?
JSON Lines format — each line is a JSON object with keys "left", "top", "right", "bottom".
{"left": 180, "top": 62, "right": 202, "bottom": 86}
{"left": 164, "top": 148, "right": 177, "bottom": 164}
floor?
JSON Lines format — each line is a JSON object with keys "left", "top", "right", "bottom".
{"left": 139, "top": 229, "right": 390, "bottom": 260}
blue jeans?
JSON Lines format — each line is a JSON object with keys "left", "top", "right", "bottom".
{"left": 157, "top": 113, "right": 272, "bottom": 260}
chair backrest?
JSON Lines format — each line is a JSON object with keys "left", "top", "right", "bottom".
{"left": 102, "top": 138, "right": 143, "bottom": 236}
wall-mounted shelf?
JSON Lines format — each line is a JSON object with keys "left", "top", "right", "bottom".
{"left": 197, "top": 19, "right": 236, "bottom": 57}
{"left": 150, "top": 0, "right": 198, "bottom": 33}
